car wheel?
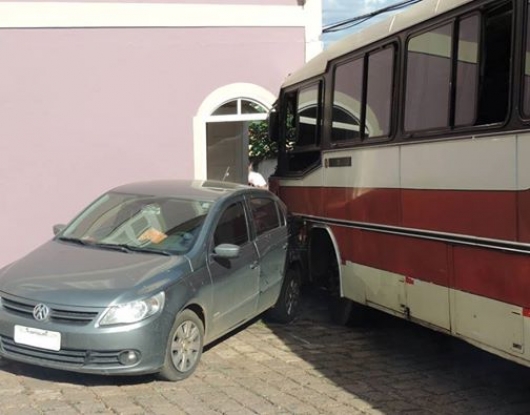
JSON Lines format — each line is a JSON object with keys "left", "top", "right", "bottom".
{"left": 266, "top": 266, "right": 302, "bottom": 323}
{"left": 158, "top": 309, "right": 204, "bottom": 381}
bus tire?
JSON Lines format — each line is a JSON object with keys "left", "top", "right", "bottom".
{"left": 329, "top": 296, "right": 353, "bottom": 325}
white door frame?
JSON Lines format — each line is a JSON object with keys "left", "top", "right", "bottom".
{"left": 193, "top": 83, "right": 275, "bottom": 179}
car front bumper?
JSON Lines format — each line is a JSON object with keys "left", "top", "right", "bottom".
{"left": 0, "top": 300, "right": 173, "bottom": 376}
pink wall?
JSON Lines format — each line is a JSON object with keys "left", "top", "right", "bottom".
{"left": 0, "top": 26, "right": 304, "bottom": 267}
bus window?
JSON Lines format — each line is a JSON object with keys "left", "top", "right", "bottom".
{"left": 366, "top": 46, "right": 394, "bottom": 138}
{"left": 525, "top": 1, "right": 530, "bottom": 116}
{"left": 405, "top": 23, "right": 453, "bottom": 132}
{"left": 454, "top": 15, "right": 480, "bottom": 127}
{"left": 280, "top": 83, "right": 322, "bottom": 174}
{"left": 297, "top": 84, "right": 321, "bottom": 147}
{"left": 332, "top": 58, "right": 363, "bottom": 142}
{"left": 475, "top": 2, "right": 512, "bottom": 125}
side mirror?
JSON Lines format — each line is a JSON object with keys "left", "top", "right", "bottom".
{"left": 213, "top": 243, "right": 240, "bottom": 259}
{"left": 53, "top": 224, "right": 66, "bottom": 235}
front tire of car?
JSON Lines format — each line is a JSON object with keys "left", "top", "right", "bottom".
{"left": 158, "top": 309, "right": 204, "bottom": 381}
{"left": 266, "top": 266, "right": 302, "bottom": 323}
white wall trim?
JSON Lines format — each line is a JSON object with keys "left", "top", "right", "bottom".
{"left": 0, "top": 2, "right": 305, "bottom": 28}
{"left": 304, "top": 0, "right": 323, "bottom": 61}
{"left": 193, "top": 83, "right": 275, "bottom": 180}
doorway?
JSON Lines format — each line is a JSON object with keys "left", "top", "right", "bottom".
{"left": 206, "top": 98, "right": 267, "bottom": 184}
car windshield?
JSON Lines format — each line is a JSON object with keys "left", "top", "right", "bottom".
{"left": 60, "top": 192, "right": 212, "bottom": 255}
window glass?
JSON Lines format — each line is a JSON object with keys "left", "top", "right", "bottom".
{"left": 366, "top": 46, "right": 394, "bottom": 138}
{"left": 242, "top": 100, "right": 267, "bottom": 114}
{"left": 61, "top": 192, "right": 211, "bottom": 254}
{"left": 455, "top": 15, "right": 479, "bottom": 126}
{"left": 405, "top": 23, "right": 452, "bottom": 131}
{"left": 475, "top": 2, "right": 512, "bottom": 125}
{"left": 281, "top": 85, "right": 322, "bottom": 174}
{"left": 250, "top": 198, "right": 280, "bottom": 236}
{"left": 282, "top": 92, "right": 297, "bottom": 147}
{"left": 212, "top": 101, "right": 237, "bottom": 116}
{"left": 296, "top": 84, "right": 321, "bottom": 147}
{"left": 213, "top": 203, "right": 249, "bottom": 247}
{"left": 332, "top": 58, "right": 363, "bottom": 141}
{"left": 525, "top": 2, "right": 530, "bottom": 115}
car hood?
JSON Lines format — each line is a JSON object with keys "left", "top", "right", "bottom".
{"left": 0, "top": 240, "right": 188, "bottom": 307}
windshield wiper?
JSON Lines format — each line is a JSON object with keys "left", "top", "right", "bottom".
{"left": 94, "top": 243, "right": 172, "bottom": 256}
{"left": 58, "top": 236, "right": 88, "bottom": 246}
{"left": 90, "top": 242, "right": 130, "bottom": 253}
{"left": 117, "top": 245, "right": 173, "bottom": 256}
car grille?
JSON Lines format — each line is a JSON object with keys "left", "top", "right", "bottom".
{"left": 0, "top": 296, "right": 100, "bottom": 326}
{"left": 0, "top": 336, "right": 121, "bottom": 367}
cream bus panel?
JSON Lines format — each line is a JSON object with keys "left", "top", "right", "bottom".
{"left": 345, "top": 262, "right": 406, "bottom": 316}
{"left": 453, "top": 290, "right": 524, "bottom": 355}
{"left": 324, "top": 146, "right": 400, "bottom": 189}
{"left": 517, "top": 133, "right": 530, "bottom": 190}
{"left": 401, "top": 135, "right": 517, "bottom": 191}
{"left": 406, "top": 278, "right": 450, "bottom": 331}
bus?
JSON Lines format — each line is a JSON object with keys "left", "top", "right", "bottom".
{"left": 268, "top": 0, "right": 530, "bottom": 368}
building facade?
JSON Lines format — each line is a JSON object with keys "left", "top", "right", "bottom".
{"left": 0, "top": 0, "right": 322, "bottom": 266}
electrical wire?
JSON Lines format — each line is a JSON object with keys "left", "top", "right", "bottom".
{"left": 322, "top": 0, "right": 424, "bottom": 33}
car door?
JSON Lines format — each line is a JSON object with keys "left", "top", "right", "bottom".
{"left": 207, "top": 200, "right": 260, "bottom": 340}
{"left": 248, "top": 196, "right": 288, "bottom": 313}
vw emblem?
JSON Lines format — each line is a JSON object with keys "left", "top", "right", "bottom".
{"left": 33, "top": 303, "right": 50, "bottom": 321}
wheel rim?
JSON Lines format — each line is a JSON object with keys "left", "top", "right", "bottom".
{"left": 170, "top": 320, "right": 201, "bottom": 373}
{"left": 285, "top": 277, "right": 300, "bottom": 316}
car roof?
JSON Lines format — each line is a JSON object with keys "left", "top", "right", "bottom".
{"left": 109, "top": 179, "right": 262, "bottom": 202}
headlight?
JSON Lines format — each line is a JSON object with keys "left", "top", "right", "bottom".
{"left": 98, "top": 292, "right": 165, "bottom": 326}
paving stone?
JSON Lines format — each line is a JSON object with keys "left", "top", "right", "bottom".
{"left": 2, "top": 291, "right": 530, "bottom": 414}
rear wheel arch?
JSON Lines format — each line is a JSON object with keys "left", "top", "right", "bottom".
{"left": 308, "top": 225, "right": 343, "bottom": 292}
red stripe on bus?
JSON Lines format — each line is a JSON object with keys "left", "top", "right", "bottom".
{"left": 280, "top": 186, "right": 523, "bottom": 242}
{"left": 330, "top": 225, "right": 530, "bottom": 309}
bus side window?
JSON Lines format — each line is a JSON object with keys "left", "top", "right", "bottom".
{"left": 281, "top": 83, "right": 322, "bottom": 174}
{"left": 405, "top": 23, "right": 453, "bottom": 132}
{"left": 475, "top": 2, "right": 512, "bottom": 125}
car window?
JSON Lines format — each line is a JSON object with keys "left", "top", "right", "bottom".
{"left": 249, "top": 197, "right": 280, "bottom": 236}
{"left": 213, "top": 202, "right": 249, "bottom": 247}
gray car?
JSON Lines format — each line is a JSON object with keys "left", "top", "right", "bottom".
{"left": 0, "top": 180, "right": 301, "bottom": 381}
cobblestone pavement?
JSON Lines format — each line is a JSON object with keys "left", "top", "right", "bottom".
{"left": 2, "top": 290, "right": 530, "bottom": 415}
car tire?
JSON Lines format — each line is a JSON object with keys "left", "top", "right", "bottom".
{"left": 266, "top": 266, "right": 302, "bottom": 323}
{"left": 158, "top": 309, "right": 204, "bottom": 381}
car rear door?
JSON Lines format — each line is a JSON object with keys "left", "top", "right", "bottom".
{"left": 248, "top": 195, "right": 288, "bottom": 313}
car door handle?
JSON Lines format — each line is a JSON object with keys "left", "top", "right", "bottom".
{"left": 250, "top": 261, "right": 259, "bottom": 269}
{"left": 283, "top": 243, "right": 288, "bottom": 250}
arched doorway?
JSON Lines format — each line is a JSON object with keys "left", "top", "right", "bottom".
{"left": 193, "top": 83, "right": 275, "bottom": 182}
{"left": 206, "top": 98, "right": 267, "bottom": 184}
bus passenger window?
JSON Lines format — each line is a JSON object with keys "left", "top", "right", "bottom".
{"left": 525, "top": 2, "right": 530, "bottom": 116}
{"left": 525, "top": 2, "right": 530, "bottom": 117}
{"left": 454, "top": 15, "right": 479, "bottom": 127}
{"left": 405, "top": 23, "right": 452, "bottom": 132}
{"left": 332, "top": 58, "right": 363, "bottom": 142}
{"left": 475, "top": 2, "right": 512, "bottom": 125}
{"left": 366, "top": 46, "right": 394, "bottom": 138}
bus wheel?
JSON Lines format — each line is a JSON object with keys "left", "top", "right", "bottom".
{"left": 329, "top": 296, "right": 367, "bottom": 326}
{"left": 329, "top": 296, "right": 353, "bottom": 325}
{"left": 266, "top": 266, "right": 302, "bottom": 323}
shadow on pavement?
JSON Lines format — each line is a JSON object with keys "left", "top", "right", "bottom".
{"left": 262, "top": 286, "right": 530, "bottom": 414}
